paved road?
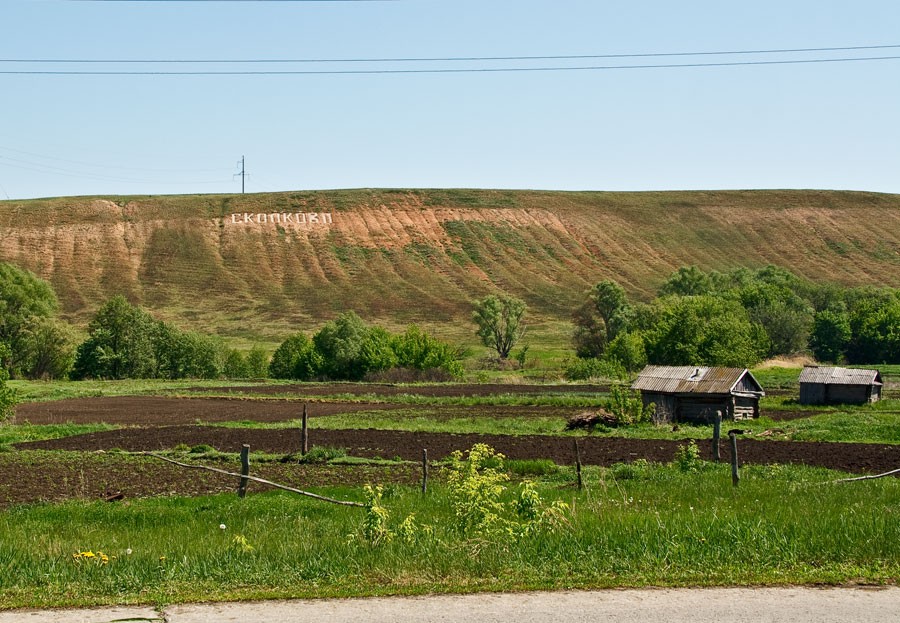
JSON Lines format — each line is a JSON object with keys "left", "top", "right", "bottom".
{"left": 2, "top": 587, "right": 899, "bottom": 623}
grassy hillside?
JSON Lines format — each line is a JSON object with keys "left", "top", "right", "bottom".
{"left": 2, "top": 189, "right": 899, "bottom": 348}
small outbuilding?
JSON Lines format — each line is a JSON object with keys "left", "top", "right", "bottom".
{"left": 631, "top": 365, "right": 765, "bottom": 425}
{"left": 798, "top": 366, "right": 882, "bottom": 405}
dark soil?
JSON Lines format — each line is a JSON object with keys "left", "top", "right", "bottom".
{"left": 0, "top": 452, "right": 418, "bottom": 509}
{"left": 18, "top": 425, "right": 900, "bottom": 477}
{"left": 7, "top": 392, "right": 899, "bottom": 508}
{"left": 185, "top": 383, "right": 611, "bottom": 397}
{"left": 13, "top": 394, "right": 803, "bottom": 426}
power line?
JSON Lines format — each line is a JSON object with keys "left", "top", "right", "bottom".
{"left": 2, "top": 55, "right": 899, "bottom": 75}
{"left": 2, "top": 43, "right": 899, "bottom": 64}
{"left": 0, "top": 156, "right": 229, "bottom": 185}
{"left": 0, "top": 145, "right": 232, "bottom": 173}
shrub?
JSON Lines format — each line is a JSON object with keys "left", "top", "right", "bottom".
{"left": 445, "top": 443, "right": 568, "bottom": 538}
{"left": 296, "top": 446, "right": 347, "bottom": 464}
{"left": 565, "top": 357, "right": 627, "bottom": 381}
{"left": 674, "top": 440, "right": 703, "bottom": 472}
{"left": 390, "top": 325, "right": 464, "bottom": 379}
{"left": 605, "top": 384, "right": 654, "bottom": 426}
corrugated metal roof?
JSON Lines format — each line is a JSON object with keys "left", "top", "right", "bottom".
{"left": 798, "top": 366, "right": 882, "bottom": 386}
{"left": 631, "top": 365, "right": 764, "bottom": 396}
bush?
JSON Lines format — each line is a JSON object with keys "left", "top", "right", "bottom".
{"left": 673, "top": 440, "right": 703, "bottom": 472}
{"left": 565, "top": 357, "right": 627, "bottom": 381}
{"left": 313, "top": 312, "right": 375, "bottom": 380}
{"left": 605, "top": 384, "right": 654, "bottom": 426}
{"left": 391, "top": 325, "right": 464, "bottom": 379}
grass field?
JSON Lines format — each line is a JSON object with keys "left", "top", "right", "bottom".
{"left": 1, "top": 460, "right": 897, "bottom": 609}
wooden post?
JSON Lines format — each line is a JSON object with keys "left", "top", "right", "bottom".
{"left": 728, "top": 430, "right": 741, "bottom": 488}
{"left": 712, "top": 413, "right": 722, "bottom": 463}
{"left": 574, "top": 439, "right": 583, "bottom": 490}
{"left": 421, "top": 449, "right": 428, "bottom": 494}
{"left": 301, "top": 403, "right": 309, "bottom": 456}
{"left": 238, "top": 444, "right": 250, "bottom": 498}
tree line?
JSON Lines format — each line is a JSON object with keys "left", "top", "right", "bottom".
{"left": 2, "top": 259, "right": 899, "bottom": 412}
{"left": 0, "top": 261, "right": 464, "bottom": 393}
{"left": 564, "top": 265, "right": 900, "bottom": 378}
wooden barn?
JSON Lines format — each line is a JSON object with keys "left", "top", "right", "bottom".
{"left": 798, "top": 366, "right": 882, "bottom": 405}
{"left": 631, "top": 365, "right": 765, "bottom": 425}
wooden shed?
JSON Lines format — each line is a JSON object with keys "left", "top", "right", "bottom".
{"left": 798, "top": 366, "right": 882, "bottom": 405}
{"left": 631, "top": 365, "right": 765, "bottom": 425}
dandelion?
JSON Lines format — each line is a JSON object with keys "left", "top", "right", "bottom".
{"left": 125, "top": 548, "right": 133, "bottom": 555}
{"left": 219, "top": 524, "right": 227, "bottom": 530}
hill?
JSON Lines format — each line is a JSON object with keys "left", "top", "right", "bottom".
{"left": 2, "top": 189, "right": 899, "bottom": 346}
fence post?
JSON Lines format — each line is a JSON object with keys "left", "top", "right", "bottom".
{"left": 301, "top": 403, "right": 309, "bottom": 456}
{"left": 712, "top": 413, "right": 722, "bottom": 462}
{"left": 574, "top": 439, "right": 583, "bottom": 490}
{"left": 422, "top": 448, "right": 428, "bottom": 494}
{"left": 728, "top": 429, "right": 742, "bottom": 487}
{"left": 238, "top": 444, "right": 250, "bottom": 498}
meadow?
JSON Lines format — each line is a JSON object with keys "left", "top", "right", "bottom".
{"left": 0, "top": 459, "right": 897, "bottom": 610}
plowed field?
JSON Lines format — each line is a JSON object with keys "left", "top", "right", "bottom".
{"left": 6, "top": 392, "right": 899, "bottom": 508}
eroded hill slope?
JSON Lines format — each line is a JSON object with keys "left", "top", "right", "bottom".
{"left": 2, "top": 189, "right": 899, "bottom": 340}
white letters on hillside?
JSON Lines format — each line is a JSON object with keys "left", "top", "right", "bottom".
{"left": 227, "top": 213, "right": 333, "bottom": 226}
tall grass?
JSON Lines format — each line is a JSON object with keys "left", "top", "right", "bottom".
{"left": 1, "top": 463, "right": 898, "bottom": 609}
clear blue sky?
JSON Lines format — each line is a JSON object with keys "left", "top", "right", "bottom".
{"left": 2, "top": 0, "right": 899, "bottom": 199}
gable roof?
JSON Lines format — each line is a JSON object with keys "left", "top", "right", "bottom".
{"left": 631, "top": 365, "right": 764, "bottom": 396}
{"left": 798, "top": 366, "right": 882, "bottom": 386}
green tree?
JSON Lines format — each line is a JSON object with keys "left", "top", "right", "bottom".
{"left": 572, "top": 280, "right": 632, "bottom": 358}
{"left": 313, "top": 312, "right": 373, "bottom": 380}
{"left": 0, "top": 344, "right": 16, "bottom": 421}
{"left": 71, "top": 296, "right": 157, "bottom": 379}
{"left": 269, "top": 333, "right": 321, "bottom": 380}
{"left": 736, "top": 283, "right": 813, "bottom": 357}
{"left": 152, "top": 323, "right": 222, "bottom": 379}
{"left": 15, "top": 317, "right": 78, "bottom": 380}
{"left": 644, "top": 295, "right": 768, "bottom": 368}
{"left": 222, "top": 348, "right": 250, "bottom": 378}
{"left": 245, "top": 345, "right": 269, "bottom": 378}
{"left": 849, "top": 299, "right": 900, "bottom": 364}
{"left": 472, "top": 294, "right": 526, "bottom": 360}
{"left": 604, "top": 331, "right": 647, "bottom": 373}
{"left": 0, "top": 262, "right": 60, "bottom": 376}
{"left": 810, "top": 310, "right": 851, "bottom": 363}
{"left": 658, "top": 266, "right": 713, "bottom": 297}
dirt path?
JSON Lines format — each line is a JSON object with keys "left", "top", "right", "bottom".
{"left": 2, "top": 588, "right": 899, "bottom": 623}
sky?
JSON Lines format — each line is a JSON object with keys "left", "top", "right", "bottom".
{"left": 1, "top": 0, "right": 899, "bottom": 200}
